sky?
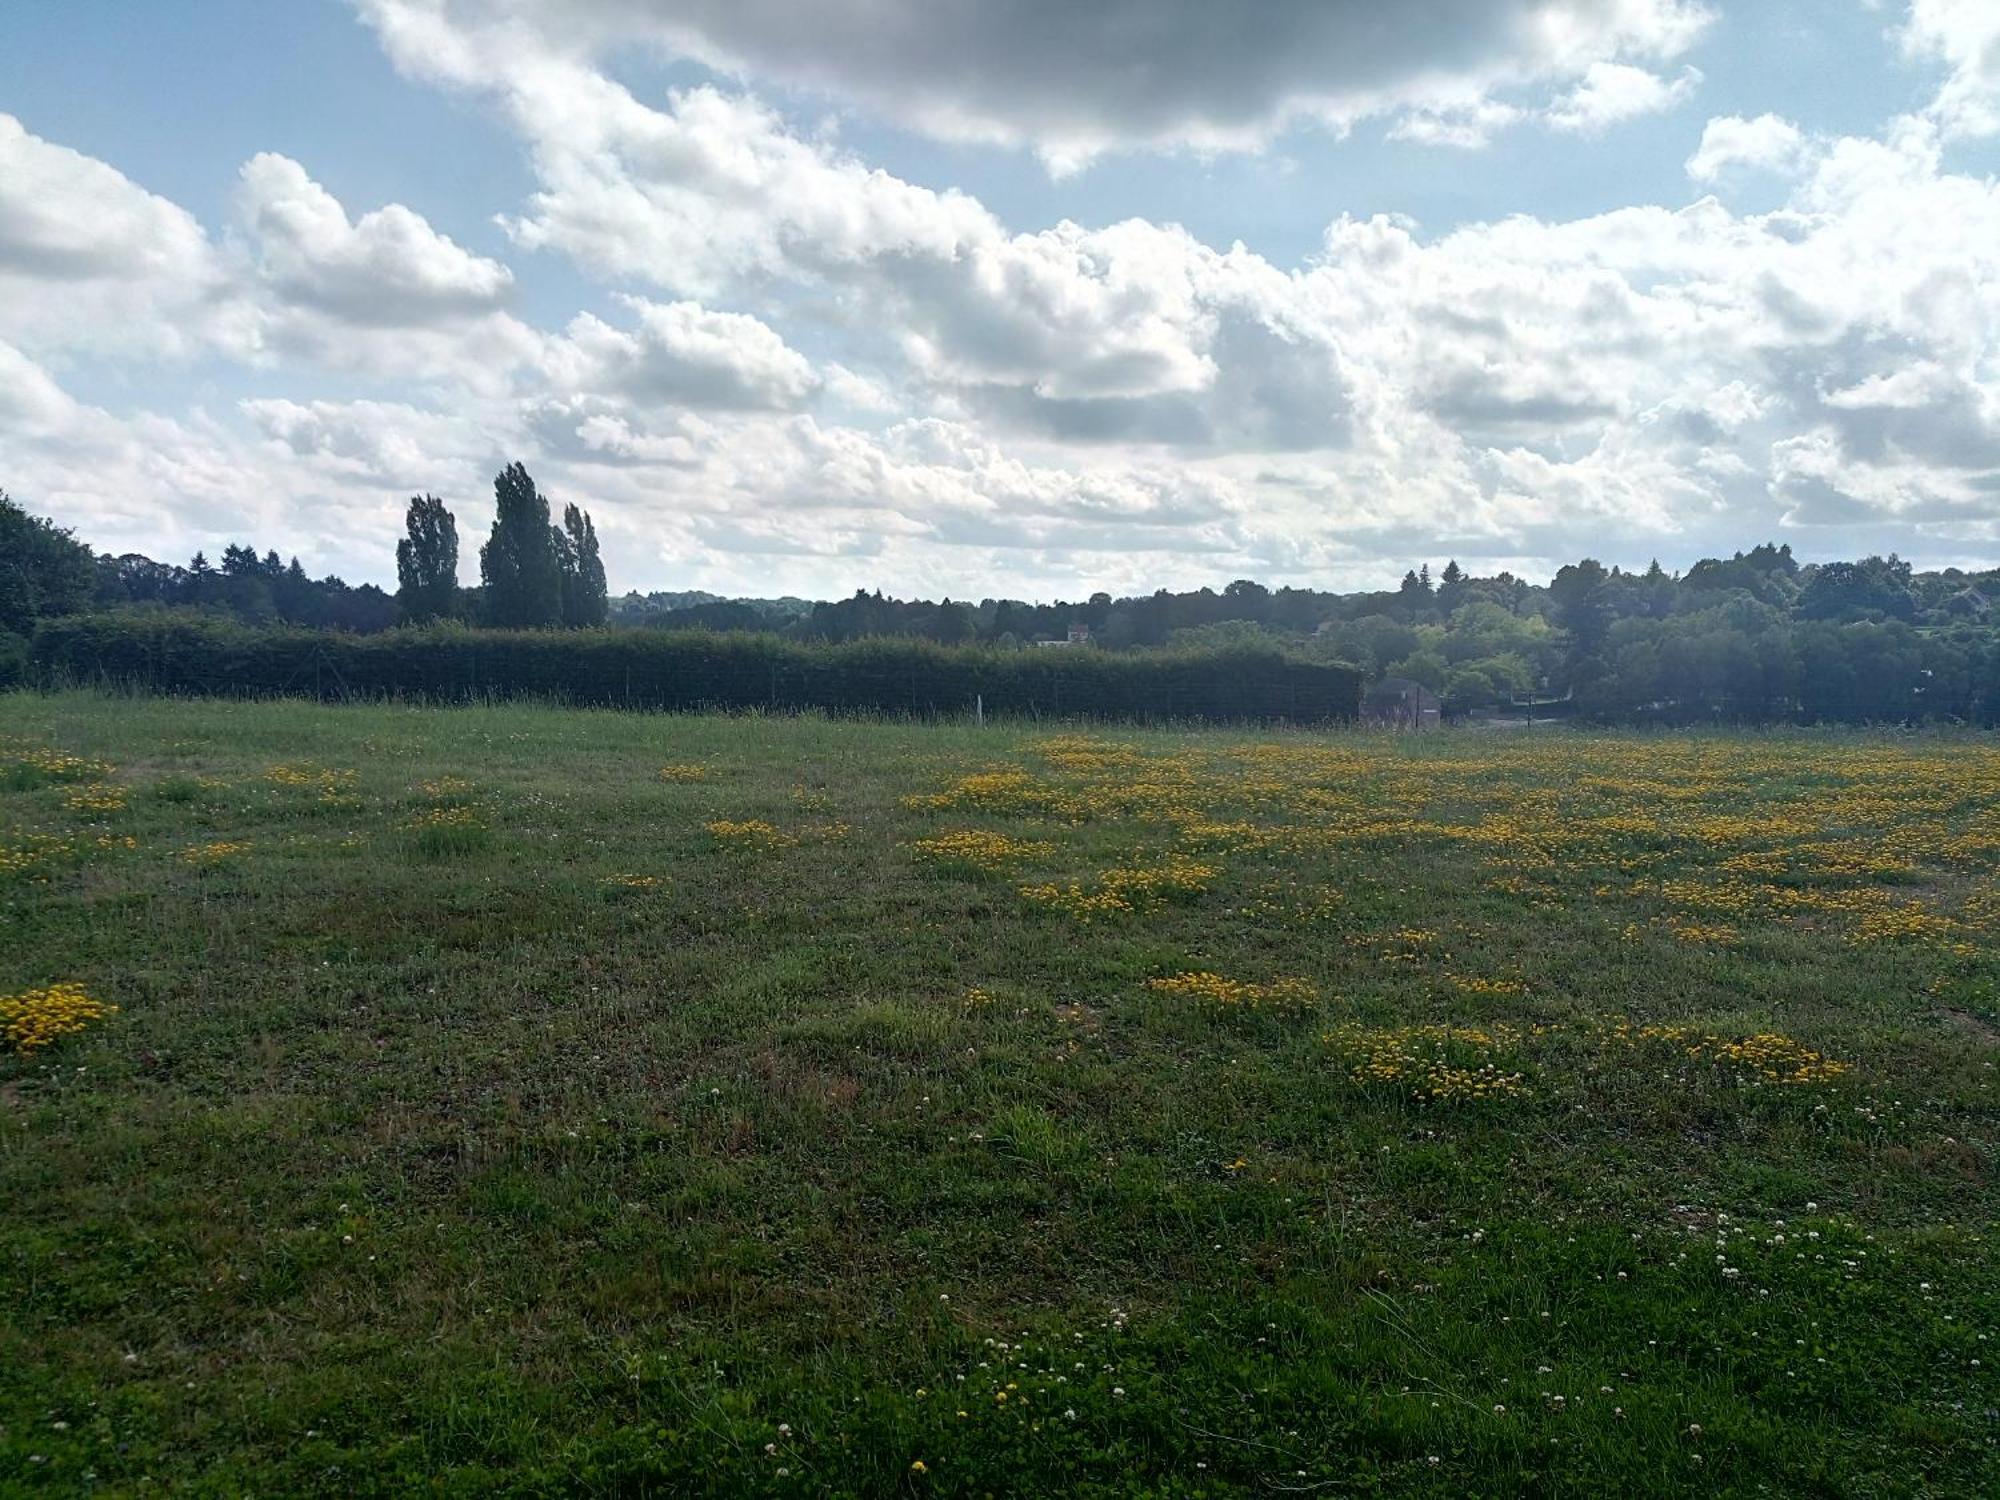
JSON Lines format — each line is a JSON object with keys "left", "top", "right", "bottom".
{"left": 3, "top": 1, "right": 1999, "bottom": 600}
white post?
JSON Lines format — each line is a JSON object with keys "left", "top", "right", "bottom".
{"left": 975, "top": 693, "right": 985, "bottom": 728}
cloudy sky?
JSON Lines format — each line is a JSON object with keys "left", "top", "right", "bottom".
{"left": 3, "top": 1, "right": 1999, "bottom": 598}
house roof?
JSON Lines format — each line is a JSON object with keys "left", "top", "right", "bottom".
{"left": 1365, "top": 676, "right": 1439, "bottom": 702}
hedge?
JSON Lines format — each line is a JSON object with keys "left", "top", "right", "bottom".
{"left": 28, "top": 614, "right": 1363, "bottom": 725}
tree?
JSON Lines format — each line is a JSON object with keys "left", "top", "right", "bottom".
{"left": 1548, "top": 558, "right": 1613, "bottom": 685}
{"left": 1743, "top": 542, "right": 1797, "bottom": 577}
{"left": 396, "top": 494, "right": 460, "bottom": 624}
{"left": 479, "top": 464, "right": 561, "bottom": 627}
{"left": 555, "top": 502, "right": 608, "bottom": 627}
{"left": 215, "top": 543, "right": 276, "bottom": 620}
{"left": 1434, "top": 559, "right": 1470, "bottom": 617}
{"left": 182, "top": 550, "right": 220, "bottom": 610}
{"left": 273, "top": 557, "right": 326, "bottom": 626}
{"left": 323, "top": 579, "right": 401, "bottom": 633}
{"left": 0, "top": 491, "right": 95, "bottom": 636}
{"left": 94, "top": 552, "right": 177, "bottom": 607}
{"left": 1312, "top": 613, "right": 1418, "bottom": 674}
{"left": 1796, "top": 557, "right": 1916, "bottom": 623}
{"left": 1796, "top": 620, "right": 1925, "bottom": 722}
{"left": 1222, "top": 578, "right": 1272, "bottom": 623}
{"left": 932, "top": 599, "right": 975, "bottom": 644}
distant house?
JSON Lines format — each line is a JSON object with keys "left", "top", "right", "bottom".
{"left": 1940, "top": 587, "right": 1991, "bottom": 620}
{"left": 1362, "top": 676, "right": 1442, "bottom": 731}
{"left": 1035, "top": 622, "right": 1094, "bottom": 648}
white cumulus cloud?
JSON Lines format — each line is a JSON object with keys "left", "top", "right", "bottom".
{"left": 1686, "top": 113, "right": 1809, "bottom": 180}
{"left": 1901, "top": 0, "right": 2000, "bottom": 140}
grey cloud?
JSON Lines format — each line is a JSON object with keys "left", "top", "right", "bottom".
{"left": 383, "top": 0, "right": 1709, "bottom": 161}
{"left": 968, "top": 311, "right": 1355, "bottom": 451}
{"left": 1419, "top": 374, "right": 1620, "bottom": 434}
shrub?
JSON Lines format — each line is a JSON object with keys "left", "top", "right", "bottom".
{"left": 29, "top": 614, "right": 1363, "bottom": 724}
{"left": 0, "top": 630, "right": 27, "bottom": 690}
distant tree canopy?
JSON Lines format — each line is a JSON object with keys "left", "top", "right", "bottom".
{"left": 556, "top": 502, "right": 609, "bottom": 628}
{"left": 5, "top": 479, "right": 2000, "bottom": 723}
{"left": 458, "top": 466, "right": 609, "bottom": 629}
{"left": 0, "top": 492, "right": 399, "bottom": 643}
{"left": 0, "top": 490, "right": 94, "bottom": 637}
{"left": 395, "top": 495, "right": 459, "bottom": 624}
{"left": 480, "top": 463, "right": 563, "bottom": 629}
{"left": 1795, "top": 556, "right": 1917, "bottom": 622}
{"left": 2, "top": 465, "right": 611, "bottom": 648}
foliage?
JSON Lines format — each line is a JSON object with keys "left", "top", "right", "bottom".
{"left": 0, "top": 489, "right": 95, "bottom": 636}
{"left": 27, "top": 612, "right": 1365, "bottom": 723}
{"left": 394, "top": 494, "right": 460, "bottom": 624}
{"left": 621, "top": 552, "right": 2000, "bottom": 725}
{"left": 7, "top": 485, "right": 1998, "bottom": 720}
{"left": 95, "top": 544, "right": 399, "bottom": 632}
{"left": 479, "top": 463, "right": 562, "bottom": 628}
{"left": 1796, "top": 556, "right": 1917, "bottom": 622}
{"left": 555, "top": 502, "right": 609, "bottom": 628}
{"left": 0, "top": 630, "right": 26, "bottom": 690}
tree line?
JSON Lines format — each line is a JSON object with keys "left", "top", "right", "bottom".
{"left": 6, "top": 472, "right": 2000, "bottom": 722}
{"left": 1, "top": 464, "right": 607, "bottom": 644}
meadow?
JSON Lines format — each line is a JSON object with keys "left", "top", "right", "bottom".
{"left": 2, "top": 692, "right": 1996, "bottom": 1496}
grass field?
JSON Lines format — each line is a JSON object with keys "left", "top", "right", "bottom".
{"left": 3, "top": 692, "right": 1998, "bottom": 1496}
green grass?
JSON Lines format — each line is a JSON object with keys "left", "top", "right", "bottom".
{"left": 2, "top": 691, "right": 1996, "bottom": 1497}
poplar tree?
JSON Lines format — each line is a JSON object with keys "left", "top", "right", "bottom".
{"left": 478, "top": 464, "right": 561, "bottom": 627}
{"left": 395, "top": 494, "right": 459, "bottom": 623}
{"left": 557, "top": 502, "right": 608, "bottom": 627}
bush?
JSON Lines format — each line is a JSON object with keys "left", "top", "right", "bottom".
{"left": 28, "top": 613, "right": 1363, "bottom": 724}
{"left": 0, "top": 630, "right": 27, "bottom": 690}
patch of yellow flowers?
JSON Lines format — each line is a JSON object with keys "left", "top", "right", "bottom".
{"left": 1666, "top": 918, "right": 1741, "bottom": 946}
{"left": 1147, "top": 971, "right": 1319, "bottom": 1011}
{"left": 1600, "top": 1021, "right": 1851, "bottom": 1086}
{"left": 181, "top": 840, "right": 252, "bottom": 866}
{"left": 1449, "top": 974, "right": 1526, "bottom": 996}
{"left": 1324, "top": 1017, "right": 1852, "bottom": 1103}
{"left": 899, "top": 733, "right": 2000, "bottom": 955}
{"left": 1324, "top": 1022, "right": 1534, "bottom": 1102}
{"left": 1017, "top": 882, "right": 1135, "bottom": 919}
{"left": 2, "top": 831, "right": 138, "bottom": 878}
{"left": 1021, "top": 854, "right": 1216, "bottom": 920}
{"left": 707, "top": 818, "right": 799, "bottom": 850}
{"left": 904, "top": 766, "right": 1099, "bottom": 820}
{"left": 1, "top": 982, "right": 116, "bottom": 1056}
{"left": 909, "top": 829, "right": 1053, "bottom": 870}
{"left": 1, "top": 744, "right": 116, "bottom": 786}
{"left": 657, "top": 763, "right": 710, "bottom": 783}
{"left": 267, "top": 763, "right": 358, "bottom": 804}
{"left": 62, "top": 782, "right": 129, "bottom": 816}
